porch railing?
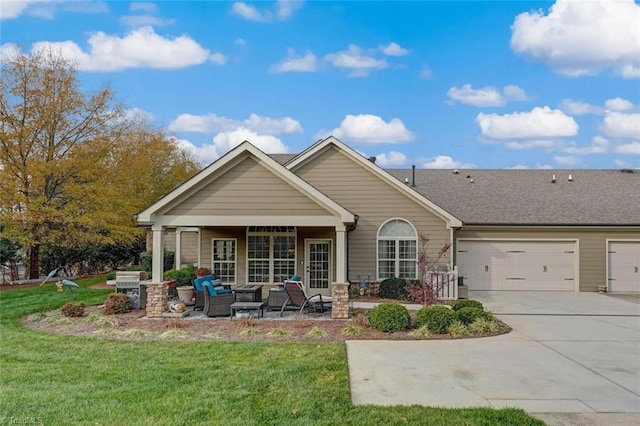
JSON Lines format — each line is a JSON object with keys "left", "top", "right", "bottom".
{"left": 427, "top": 266, "right": 458, "bottom": 300}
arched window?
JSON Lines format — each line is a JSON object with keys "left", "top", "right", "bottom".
{"left": 377, "top": 219, "right": 417, "bottom": 279}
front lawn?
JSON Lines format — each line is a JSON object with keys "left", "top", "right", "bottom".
{"left": 0, "top": 278, "right": 543, "bottom": 425}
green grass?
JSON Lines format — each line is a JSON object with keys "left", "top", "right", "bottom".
{"left": 0, "top": 278, "right": 544, "bottom": 425}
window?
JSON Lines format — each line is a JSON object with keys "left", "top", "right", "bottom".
{"left": 212, "top": 239, "right": 236, "bottom": 284}
{"left": 247, "top": 227, "right": 296, "bottom": 284}
{"left": 377, "top": 219, "right": 417, "bottom": 280}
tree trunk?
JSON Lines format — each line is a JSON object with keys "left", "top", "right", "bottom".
{"left": 29, "top": 244, "right": 40, "bottom": 279}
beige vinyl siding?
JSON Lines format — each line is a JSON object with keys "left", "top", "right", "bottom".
{"left": 167, "top": 157, "right": 329, "bottom": 216}
{"left": 455, "top": 227, "right": 640, "bottom": 292}
{"left": 179, "top": 231, "right": 199, "bottom": 268}
{"left": 295, "top": 146, "right": 450, "bottom": 281}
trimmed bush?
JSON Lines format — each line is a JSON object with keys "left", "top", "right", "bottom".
{"left": 61, "top": 302, "right": 86, "bottom": 318}
{"left": 367, "top": 303, "right": 410, "bottom": 332}
{"left": 103, "top": 293, "right": 132, "bottom": 315}
{"left": 455, "top": 307, "right": 494, "bottom": 325}
{"left": 452, "top": 299, "right": 484, "bottom": 311}
{"left": 379, "top": 277, "right": 407, "bottom": 299}
{"left": 415, "top": 305, "right": 456, "bottom": 334}
{"left": 164, "top": 266, "right": 197, "bottom": 287}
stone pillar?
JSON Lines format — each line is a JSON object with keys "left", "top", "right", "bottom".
{"left": 146, "top": 281, "right": 168, "bottom": 318}
{"left": 331, "top": 282, "right": 349, "bottom": 319}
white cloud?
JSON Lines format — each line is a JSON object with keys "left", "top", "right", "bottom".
{"left": 379, "top": 42, "right": 409, "bottom": 56}
{"left": 234, "top": 38, "right": 246, "bottom": 46}
{"left": 505, "top": 140, "right": 564, "bottom": 151}
{"left": 169, "top": 113, "right": 302, "bottom": 135}
{"left": 0, "top": 0, "right": 108, "bottom": 20}
{"left": 269, "top": 50, "right": 317, "bottom": 73}
{"left": 276, "top": 0, "right": 303, "bottom": 20}
{"left": 559, "top": 99, "right": 603, "bottom": 115}
{"left": 20, "top": 26, "right": 225, "bottom": 71}
{"left": 212, "top": 128, "right": 289, "bottom": 159}
{"left": 130, "top": 2, "right": 156, "bottom": 13}
{"left": 231, "top": 1, "right": 302, "bottom": 22}
{"left": 329, "top": 114, "right": 413, "bottom": 144}
{"left": 325, "top": 45, "right": 388, "bottom": 77}
{"left": 602, "top": 112, "right": 640, "bottom": 139}
{"left": 119, "top": 15, "right": 174, "bottom": 27}
{"left": 375, "top": 151, "right": 407, "bottom": 167}
{"left": 419, "top": 65, "right": 433, "bottom": 79}
{"left": 563, "top": 136, "right": 609, "bottom": 155}
{"left": 605, "top": 97, "right": 634, "bottom": 112}
{"left": 447, "top": 84, "right": 527, "bottom": 107}
{"left": 511, "top": 0, "right": 640, "bottom": 78}
{"left": 476, "top": 106, "right": 579, "bottom": 139}
{"left": 422, "top": 156, "right": 475, "bottom": 169}
{"left": 231, "top": 2, "right": 264, "bottom": 21}
{"left": 615, "top": 141, "right": 640, "bottom": 154}
{"left": 553, "top": 155, "right": 582, "bottom": 166}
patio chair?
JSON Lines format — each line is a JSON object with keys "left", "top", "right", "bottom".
{"left": 194, "top": 275, "right": 229, "bottom": 311}
{"left": 202, "top": 282, "right": 233, "bottom": 317}
{"left": 279, "top": 280, "right": 331, "bottom": 317}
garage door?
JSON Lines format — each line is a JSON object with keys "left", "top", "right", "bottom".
{"left": 608, "top": 241, "right": 640, "bottom": 292}
{"left": 457, "top": 241, "right": 576, "bottom": 291}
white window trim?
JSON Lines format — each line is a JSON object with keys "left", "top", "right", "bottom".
{"left": 376, "top": 218, "right": 418, "bottom": 280}
{"left": 212, "top": 238, "right": 237, "bottom": 285}
{"left": 246, "top": 227, "right": 297, "bottom": 284}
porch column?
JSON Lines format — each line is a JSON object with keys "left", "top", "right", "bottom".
{"left": 335, "top": 227, "right": 347, "bottom": 282}
{"left": 152, "top": 226, "right": 165, "bottom": 281}
{"left": 175, "top": 229, "right": 182, "bottom": 269}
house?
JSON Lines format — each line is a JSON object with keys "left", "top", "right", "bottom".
{"left": 137, "top": 136, "right": 640, "bottom": 297}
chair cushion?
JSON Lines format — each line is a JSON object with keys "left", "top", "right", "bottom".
{"left": 290, "top": 275, "right": 301, "bottom": 281}
{"left": 204, "top": 282, "right": 217, "bottom": 297}
{"left": 215, "top": 287, "right": 232, "bottom": 294}
{"left": 194, "top": 275, "right": 214, "bottom": 292}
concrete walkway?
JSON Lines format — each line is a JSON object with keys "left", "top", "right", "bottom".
{"left": 347, "top": 291, "right": 640, "bottom": 421}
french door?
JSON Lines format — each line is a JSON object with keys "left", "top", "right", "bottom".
{"left": 305, "top": 239, "right": 332, "bottom": 296}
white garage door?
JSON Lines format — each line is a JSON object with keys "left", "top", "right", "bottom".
{"left": 608, "top": 241, "right": 640, "bottom": 292}
{"left": 457, "top": 241, "right": 576, "bottom": 291}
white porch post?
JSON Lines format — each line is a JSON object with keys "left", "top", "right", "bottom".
{"left": 175, "top": 229, "right": 182, "bottom": 269}
{"left": 152, "top": 226, "right": 164, "bottom": 281}
{"left": 335, "top": 227, "right": 347, "bottom": 282}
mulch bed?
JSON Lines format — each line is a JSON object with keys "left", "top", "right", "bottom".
{"left": 21, "top": 304, "right": 511, "bottom": 343}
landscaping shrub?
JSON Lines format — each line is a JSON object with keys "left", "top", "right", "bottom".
{"left": 103, "top": 293, "right": 132, "bottom": 315}
{"left": 164, "top": 266, "right": 197, "bottom": 287}
{"left": 452, "top": 299, "right": 484, "bottom": 311}
{"left": 367, "top": 303, "right": 410, "bottom": 332}
{"left": 455, "top": 307, "right": 494, "bottom": 325}
{"left": 106, "top": 271, "right": 116, "bottom": 280}
{"left": 469, "top": 317, "right": 500, "bottom": 334}
{"left": 61, "top": 302, "right": 86, "bottom": 318}
{"left": 415, "top": 305, "right": 456, "bottom": 334}
{"left": 447, "top": 320, "right": 469, "bottom": 338}
{"left": 379, "top": 277, "right": 407, "bottom": 299}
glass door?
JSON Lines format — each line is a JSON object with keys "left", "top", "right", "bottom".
{"left": 305, "top": 239, "right": 332, "bottom": 296}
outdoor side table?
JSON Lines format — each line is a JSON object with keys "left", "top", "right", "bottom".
{"left": 234, "top": 285, "right": 263, "bottom": 302}
{"left": 230, "top": 301, "right": 265, "bottom": 318}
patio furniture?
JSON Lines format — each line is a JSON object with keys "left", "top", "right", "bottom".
{"left": 279, "top": 280, "right": 331, "bottom": 317}
{"left": 193, "top": 275, "right": 228, "bottom": 311}
{"left": 233, "top": 284, "right": 263, "bottom": 302}
{"left": 203, "top": 282, "right": 233, "bottom": 317}
{"left": 230, "top": 301, "right": 265, "bottom": 318}
{"left": 267, "top": 287, "right": 289, "bottom": 311}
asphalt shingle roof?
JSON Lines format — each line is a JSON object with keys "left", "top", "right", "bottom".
{"left": 384, "top": 169, "right": 640, "bottom": 226}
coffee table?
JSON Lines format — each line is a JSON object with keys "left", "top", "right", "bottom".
{"left": 230, "top": 301, "right": 265, "bottom": 318}
{"left": 233, "top": 285, "right": 263, "bottom": 302}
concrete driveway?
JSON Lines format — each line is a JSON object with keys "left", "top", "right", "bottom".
{"left": 347, "top": 291, "right": 640, "bottom": 417}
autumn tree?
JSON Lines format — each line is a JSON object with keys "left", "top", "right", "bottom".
{"left": 0, "top": 47, "right": 199, "bottom": 278}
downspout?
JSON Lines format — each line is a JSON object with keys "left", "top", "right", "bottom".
{"left": 346, "top": 215, "right": 359, "bottom": 283}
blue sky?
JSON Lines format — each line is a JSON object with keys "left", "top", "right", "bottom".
{"left": 2, "top": 0, "right": 639, "bottom": 169}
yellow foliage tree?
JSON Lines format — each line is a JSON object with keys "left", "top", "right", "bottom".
{"left": 0, "top": 47, "right": 199, "bottom": 278}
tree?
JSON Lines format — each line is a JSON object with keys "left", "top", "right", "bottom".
{"left": 0, "top": 47, "right": 199, "bottom": 278}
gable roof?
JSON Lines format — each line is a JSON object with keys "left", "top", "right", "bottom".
{"left": 287, "top": 136, "right": 463, "bottom": 228}
{"left": 137, "top": 141, "right": 356, "bottom": 224}
{"left": 385, "top": 168, "right": 640, "bottom": 226}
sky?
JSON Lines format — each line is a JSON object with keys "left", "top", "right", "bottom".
{"left": 1, "top": 0, "right": 639, "bottom": 169}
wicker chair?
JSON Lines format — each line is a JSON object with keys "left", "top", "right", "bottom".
{"left": 194, "top": 276, "right": 228, "bottom": 311}
{"left": 203, "top": 284, "right": 233, "bottom": 317}
{"left": 279, "top": 280, "right": 331, "bottom": 317}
